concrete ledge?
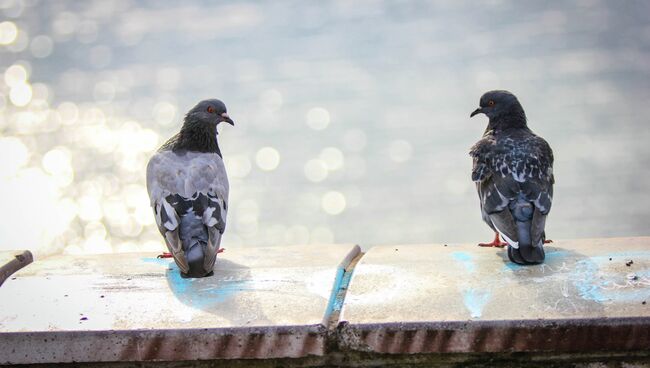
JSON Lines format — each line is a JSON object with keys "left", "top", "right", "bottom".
{"left": 0, "top": 244, "right": 360, "bottom": 364}
{"left": 337, "top": 318, "right": 650, "bottom": 354}
{"left": 339, "top": 237, "right": 650, "bottom": 355}
{"left": 1, "top": 238, "right": 649, "bottom": 366}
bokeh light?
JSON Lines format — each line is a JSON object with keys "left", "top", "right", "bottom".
{"left": 322, "top": 191, "right": 347, "bottom": 215}
{"left": 255, "top": 147, "right": 280, "bottom": 171}
{"left": 0, "top": 1, "right": 648, "bottom": 256}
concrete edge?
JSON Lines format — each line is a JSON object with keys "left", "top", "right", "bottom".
{"left": 337, "top": 316, "right": 650, "bottom": 354}
{"left": 0, "top": 324, "right": 329, "bottom": 364}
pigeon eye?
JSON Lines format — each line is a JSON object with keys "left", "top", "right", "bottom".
{"left": 207, "top": 106, "right": 215, "bottom": 114}
{"left": 487, "top": 100, "right": 495, "bottom": 107}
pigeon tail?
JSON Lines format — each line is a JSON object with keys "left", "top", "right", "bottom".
{"left": 508, "top": 194, "right": 545, "bottom": 264}
{"left": 179, "top": 213, "right": 212, "bottom": 277}
{"left": 183, "top": 240, "right": 211, "bottom": 278}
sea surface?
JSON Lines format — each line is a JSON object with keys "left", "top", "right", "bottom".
{"left": 0, "top": 0, "right": 648, "bottom": 255}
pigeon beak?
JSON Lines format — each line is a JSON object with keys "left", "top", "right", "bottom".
{"left": 220, "top": 112, "right": 234, "bottom": 126}
{"left": 470, "top": 108, "right": 483, "bottom": 118}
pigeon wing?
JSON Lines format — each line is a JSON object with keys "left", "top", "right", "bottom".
{"left": 146, "top": 152, "right": 189, "bottom": 273}
{"left": 146, "top": 149, "right": 229, "bottom": 274}
{"left": 471, "top": 134, "right": 519, "bottom": 243}
{"left": 472, "top": 131, "right": 554, "bottom": 247}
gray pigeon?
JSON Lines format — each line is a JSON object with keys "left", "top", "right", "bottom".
{"left": 469, "top": 90, "right": 554, "bottom": 265}
{"left": 146, "top": 99, "right": 234, "bottom": 277}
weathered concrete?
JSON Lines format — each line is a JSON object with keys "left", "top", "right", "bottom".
{"left": 0, "top": 244, "right": 360, "bottom": 364}
{"left": 339, "top": 237, "right": 650, "bottom": 354}
{"left": 0, "top": 250, "right": 33, "bottom": 287}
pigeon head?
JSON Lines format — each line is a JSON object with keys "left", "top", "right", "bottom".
{"left": 175, "top": 99, "right": 234, "bottom": 154}
{"left": 184, "top": 99, "right": 234, "bottom": 128}
{"left": 470, "top": 90, "right": 527, "bottom": 129}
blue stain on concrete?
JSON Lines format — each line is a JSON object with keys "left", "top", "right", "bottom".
{"left": 451, "top": 252, "right": 476, "bottom": 273}
{"left": 572, "top": 258, "right": 607, "bottom": 302}
{"left": 141, "top": 257, "right": 173, "bottom": 266}
{"left": 497, "top": 250, "right": 650, "bottom": 304}
{"left": 462, "top": 289, "right": 491, "bottom": 318}
{"left": 502, "top": 249, "right": 571, "bottom": 272}
{"left": 572, "top": 251, "right": 650, "bottom": 303}
{"left": 140, "top": 257, "right": 253, "bottom": 309}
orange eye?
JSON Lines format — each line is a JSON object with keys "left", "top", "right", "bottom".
{"left": 207, "top": 106, "right": 215, "bottom": 113}
{"left": 487, "top": 100, "right": 495, "bottom": 107}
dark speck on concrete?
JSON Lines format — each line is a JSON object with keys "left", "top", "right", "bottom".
{"left": 444, "top": 244, "right": 448, "bottom": 247}
{"left": 609, "top": 258, "right": 612, "bottom": 261}
{"left": 643, "top": 301, "right": 647, "bottom": 305}
{"left": 100, "top": 295, "right": 104, "bottom": 298}
{"left": 395, "top": 248, "right": 398, "bottom": 251}
{"left": 626, "top": 260, "right": 634, "bottom": 266}
{"left": 80, "top": 317, "right": 88, "bottom": 321}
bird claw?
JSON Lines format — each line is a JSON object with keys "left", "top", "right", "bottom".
{"left": 544, "top": 239, "right": 553, "bottom": 244}
{"left": 478, "top": 233, "right": 507, "bottom": 248}
{"left": 217, "top": 248, "right": 225, "bottom": 254}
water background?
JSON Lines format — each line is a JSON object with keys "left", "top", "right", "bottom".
{"left": 0, "top": 0, "right": 649, "bottom": 256}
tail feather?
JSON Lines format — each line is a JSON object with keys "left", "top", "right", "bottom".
{"left": 508, "top": 195, "right": 545, "bottom": 265}
{"left": 179, "top": 213, "right": 212, "bottom": 277}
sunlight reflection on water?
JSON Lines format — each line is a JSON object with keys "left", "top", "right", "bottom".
{"left": 0, "top": 1, "right": 649, "bottom": 256}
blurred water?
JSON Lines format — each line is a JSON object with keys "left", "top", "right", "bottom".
{"left": 0, "top": 0, "right": 649, "bottom": 256}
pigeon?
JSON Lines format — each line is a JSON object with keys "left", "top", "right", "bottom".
{"left": 469, "top": 90, "right": 554, "bottom": 265}
{"left": 146, "top": 99, "right": 234, "bottom": 277}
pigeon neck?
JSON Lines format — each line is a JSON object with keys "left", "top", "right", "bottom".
{"left": 174, "top": 122, "right": 222, "bottom": 157}
{"left": 487, "top": 107, "right": 527, "bottom": 132}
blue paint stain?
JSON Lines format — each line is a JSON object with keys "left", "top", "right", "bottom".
{"left": 573, "top": 258, "right": 607, "bottom": 302}
{"left": 140, "top": 257, "right": 252, "bottom": 309}
{"left": 463, "top": 289, "right": 491, "bottom": 318}
{"left": 324, "top": 266, "right": 347, "bottom": 320}
{"left": 498, "top": 250, "right": 650, "bottom": 304}
{"left": 141, "top": 257, "right": 174, "bottom": 266}
{"left": 451, "top": 252, "right": 475, "bottom": 273}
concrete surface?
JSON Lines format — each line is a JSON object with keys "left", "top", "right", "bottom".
{"left": 339, "top": 237, "right": 650, "bottom": 354}
{"left": 0, "top": 243, "right": 360, "bottom": 363}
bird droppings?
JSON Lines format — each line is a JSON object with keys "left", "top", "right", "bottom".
{"left": 626, "top": 260, "right": 634, "bottom": 266}
{"left": 627, "top": 274, "right": 638, "bottom": 281}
